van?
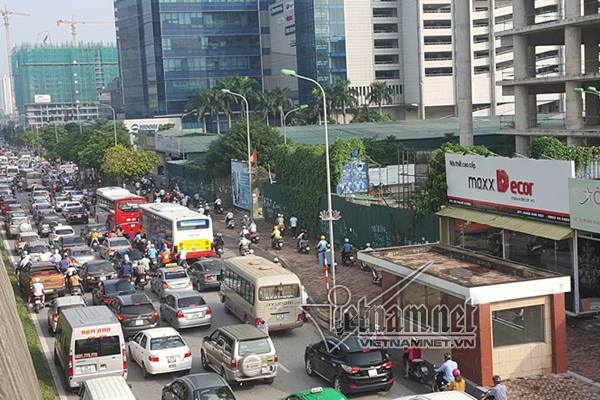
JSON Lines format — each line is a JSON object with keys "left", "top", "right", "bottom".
{"left": 54, "top": 306, "right": 128, "bottom": 389}
{"left": 78, "top": 376, "right": 135, "bottom": 400}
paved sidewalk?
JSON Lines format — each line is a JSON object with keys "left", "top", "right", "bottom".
{"left": 568, "top": 318, "right": 600, "bottom": 382}
{"left": 505, "top": 374, "right": 600, "bottom": 400}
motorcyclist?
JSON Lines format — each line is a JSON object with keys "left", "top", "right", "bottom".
{"left": 480, "top": 375, "right": 508, "bottom": 400}
{"left": 271, "top": 225, "right": 282, "bottom": 243}
{"left": 249, "top": 221, "right": 257, "bottom": 235}
{"left": 135, "top": 257, "right": 150, "bottom": 286}
{"left": 58, "top": 255, "right": 70, "bottom": 274}
{"left": 341, "top": 238, "right": 354, "bottom": 262}
{"left": 146, "top": 244, "right": 158, "bottom": 265}
{"left": 89, "top": 229, "right": 99, "bottom": 247}
{"left": 50, "top": 249, "right": 61, "bottom": 265}
{"left": 64, "top": 263, "right": 78, "bottom": 279}
{"left": 214, "top": 233, "right": 224, "bottom": 251}
{"left": 30, "top": 277, "right": 45, "bottom": 306}
{"left": 239, "top": 235, "right": 251, "bottom": 254}
{"left": 316, "top": 235, "right": 329, "bottom": 261}
{"left": 240, "top": 225, "right": 250, "bottom": 239}
{"left": 297, "top": 229, "right": 309, "bottom": 248}
{"left": 275, "top": 214, "right": 285, "bottom": 232}
{"left": 160, "top": 248, "right": 172, "bottom": 267}
{"left": 68, "top": 272, "right": 82, "bottom": 293}
{"left": 120, "top": 254, "right": 133, "bottom": 279}
{"left": 225, "top": 211, "right": 234, "bottom": 225}
{"left": 435, "top": 353, "right": 459, "bottom": 390}
{"left": 19, "top": 251, "right": 31, "bottom": 270}
{"left": 242, "top": 214, "right": 251, "bottom": 228}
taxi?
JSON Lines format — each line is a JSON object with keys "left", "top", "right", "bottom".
{"left": 281, "top": 387, "right": 347, "bottom": 400}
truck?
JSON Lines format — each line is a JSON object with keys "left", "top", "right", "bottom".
{"left": 19, "top": 261, "right": 66, "bottom": 298}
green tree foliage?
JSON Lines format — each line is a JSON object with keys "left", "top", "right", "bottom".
{"left": 351, "top": 105, "right": 394, "bottom": 123}
{"left": 529, "top": 136, "right": 600, "bottom": 171}
{"left": 364, "top": 136, "right": 406, "bottom": 166}
{"left": 22, "top": 130, "right": 42, "bottom": 149}
{"left": 412, "top": 142, "right": 492, "bottom": 215}
{"left": 203, "top": 119, "right": 284, "bottom": 178}
{"left": 102, "top": 145, "right": 160, "bottom": 183}
{"left": 367, "top": 81, "right": 395, "bottom": 115}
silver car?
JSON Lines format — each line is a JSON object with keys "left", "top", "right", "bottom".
{"left": 98, "top": 237, "right": 131, "bottom": 260}
{"left": 8, "top": 216, "right": 30, "bottom": 239}
{"left": 160, "top": 291, "right": 212, "bottom": 329}
{"left": 151, "top": 267, "right": 193, "bottom": 298}
{"left": 69, "top": 245, "right": 97, "bottom": 267}
{"left": 46, "top": 295, "right": 86, "bottom": 335}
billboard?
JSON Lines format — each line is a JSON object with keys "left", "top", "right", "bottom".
{"left": 231, "top": 160, "right": 251, "bottom": 211}
{"left": 124, "top": 118, "right": 182, "bottom": 134}
{"left": 445, "top": 154, "right": 574, "bottom": 222}
{"left": 569, "top": 178, "right": 600, "bottom": 233}
{"left": 34, "top": 94, "right": 51, "bottom": 104}
{"left": 369, "top": 164, "right": 415, "bottom": 186}
{"left": 336, "top": 152, "right": 368, "bottom": 195}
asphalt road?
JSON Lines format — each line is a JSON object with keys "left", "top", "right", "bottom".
{"left": 6, "top": 192, "right": 424, "bottom": 400}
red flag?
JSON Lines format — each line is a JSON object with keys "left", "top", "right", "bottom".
{"left": 250, "top": 148, "right": 258, "bottom": 164}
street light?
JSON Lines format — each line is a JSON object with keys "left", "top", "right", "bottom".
{"left": 281, "top": 104, "right": 308, "bottom": 144}
{"left": 97, "top": 103, "right": 118, "bottom": 146}
{"left": 574, "top": 86, "right": 600, "bottom": 96}
{"left": 281, "top": 68, "right": 337, "bottom": 304}
{"left": 221, "top": 88, "right": 253, "bottom": 219}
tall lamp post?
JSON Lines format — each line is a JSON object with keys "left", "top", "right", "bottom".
{"left": 281, "top": 104, "right": 309, "bottom": 144}
{"left": 281, "top": 68, "right": 337, "bottom": 304}
{"left": 97, "top": 103, "right": 118, "bottom": 146}
{"left": 221, "top": 89, "right": 253, "bottom": 219}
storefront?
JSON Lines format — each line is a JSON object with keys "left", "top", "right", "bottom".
{"left": 439, "top": 154, "right": 584, "bottom": 314}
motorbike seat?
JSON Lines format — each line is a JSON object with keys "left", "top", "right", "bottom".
{"left": 411, "top": 358, "right": 424, "bottom": 363}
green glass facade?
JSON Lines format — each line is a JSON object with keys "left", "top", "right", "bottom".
{"left": 12, "top": 44, "right": 119, "bottom": 112}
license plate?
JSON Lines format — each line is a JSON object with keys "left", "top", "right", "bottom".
{"left": 187, "top": 313, "right": 199, "bottom": 319}
{"left": 135, "top": 320, "right": 144, "bottom": 326}
{"left": 276, "top": 314, "right": 285, "bottom": 320}
{"left": 100, "top": 276, "right": 106, "bottom": 281}
{"left": 77, "top": 214, "right": 82, "bottom": 218}
{"left": 261, "top": 366, "right": 273, "bottom": 374}
{"left": 368, "top": 368, "right": 377, "bottom": 378}
{"left": 76, "top": 364, "right": 97, "bottom": 375}
{"left": 45, "top": 289, "right": 54, "bottom": 293}
{"left": 168, "top": 363, "right": 176, "bottom": 368}
{"left": 167, "top": 356, "right": 176, "bottom": 363}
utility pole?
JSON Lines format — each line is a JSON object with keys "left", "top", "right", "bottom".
{"left": 0, "top": 7, "right": 30, "bottom": 116}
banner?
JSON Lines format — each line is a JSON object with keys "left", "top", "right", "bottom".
{"left": 336, "top": 150, "right": 368, "bottom": 195}
{"left": 231, "top": 160, "right": 251, "bottom": 211}
{"left": 445, "top": 154, "right": 574, "bottom": 222}
{"left": 569, "top": 178, "right": 600, "bottom": 233}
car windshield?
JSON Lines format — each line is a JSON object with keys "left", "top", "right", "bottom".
{"left": 195, "top": 261, "right": 221, "bottom": 273}
{"left": 165, "top": 271, "right": 187, "bottom": 280}
{"left": 118, "top": 201, "right": 143, "bottom": 212}
{"left": 56, "top": 229, "right": 74, "bottom": 235}
{"left": 67, "top": 206, "right": 84, "bottom": 213}
{"left": 12, "top": 217, "right": 27, "bottom": 224}
{"left": 121, "top": 304, "right": 154, "bottom": 315}
{"left": 29, "top": 245, "right": 50, "bottom": 253}
{"left": 193, "top": 386, "right": 236, "bottom": 400}
{"left": 104, "top": 280, "right": 134, "bottom": 294}
{"left": 238, "top": 338, "right": 271, "bottom": 356}
{"left": 150, "top": 335, "right": 185, "bottom": 350}
{"left": 110, "top": 238, "right": 130, "bottom": 247}
{"left": 88, "top": 263, "right": 114, "bottom": 274}
{"left": 178, "top": 296, "right": 205, "bottom": 308}
{"left": 36, "top": 203, "right": 51, "bottom": 209}
{"left": 345, "top": 350, "right": 384, "bottom": 366}
{"left": 72, "top": 248, "right": 94, "bottom": 257}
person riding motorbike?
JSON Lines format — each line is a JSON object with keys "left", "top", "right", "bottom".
{"left": 214, "top": 197, "right": 222, "bottom": 207}
{"left": 434, "top": 353, "right": 459, "bottom": 390}
{"left": 30, "top": 277, "right": 45, "bottom": 306}
{"left": 214, "top": 233, "right": 225, "bottom": 253}
{"left": 240, "top": 225, "right": 250, "bottom": 239}
{"left": 160, "top": 248, "right": 172, "bottom": 267}
{"left": 316, "top": 235, "right": 329, "bottom": 261}
{"left": 341, "top": 238, "right": 354, "bottom": 263}
{"left": 89, "top": 229, "right": 100, "bottom": 247}
{"left": 249, "top": 221, "right": 257, "bottom": 235}
{"left": 146, "top": 244, "right": 158, "bottom": 266}
{"left": 239, "top": 236, "right": 251, "bottom": 255}
{"left": 444, "top": 369, "right": 466, "bottom": 392}
{"left": 64, "top": 263, "right": 77, "bottom": 279}
{"left": 275, "top": 214, "right": 285, "bottom": 232}
{"left": 134, "top": 257, "right": 150, "bottom": 287}
{"left": 58, "top": 255, "right": 70, "bottom": 274}
{"left": 68, "top": 272, "right": 82, "bottom": 293}
{"left": 16, "top": 252, "right": 31, "bottom": 280}
{"left": 50, "top": 249, "right": 61, "bottom": 265}
{"left": 271, "top": 226, "right": 282, "bottom": 247}
{"left": 297, "top": 229, "right": 309, "bottom": 249}
{"left": 242, "top": 214, "right": 251, "bottom": 228}
{"left": 480, "top": 375, "right": 508, "bottom": 400}
{"left": 225, "top": 211, "right": 234, "bottom": 225}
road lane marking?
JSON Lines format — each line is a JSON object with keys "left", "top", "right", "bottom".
{"left": 278, "top": 363, "right": 291, "bottom": 373}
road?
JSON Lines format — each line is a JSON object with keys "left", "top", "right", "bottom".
{"left": 5, "top": 192, "right": 424, "bottom": 400}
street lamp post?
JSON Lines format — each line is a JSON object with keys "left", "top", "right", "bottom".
{"left": 221, "top": 89, "right": 253, "bottom": 219}
{"left": 281, "top": 68, "right": 337, "bottom": 304}
{"left": 282, "top": 104, "right": 309, "bottom": 144}
{"left": 574, "top": 86, "right": 600, "bottom": 97}
{"left": 97, "top": 103, "right": 118, "bottom": 146}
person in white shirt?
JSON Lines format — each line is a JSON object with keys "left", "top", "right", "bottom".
{"left": 249, "top": 221, "right": 257, "bottom": 234}
{"left": 50, "top": 249, "right": 61, "bottom": 264}
{"left": 178, "top": 246, "right": 188, "bottom": 266}
{"left": 30, "top": 277, "right": 45, "bottom": 305}
{"left": 289, "top": 215, "right": 298, "bottom": 236}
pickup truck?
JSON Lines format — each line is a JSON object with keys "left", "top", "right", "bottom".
{"left": 19, "top": 261, "right": 65, "bottom": 298}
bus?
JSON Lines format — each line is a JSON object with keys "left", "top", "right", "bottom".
{"left": 95, "top": 187, "right": 146, "bottom": 235}
{"left": 139, "top": 203, "right": 214, "bottom": 259}
{"left": 220, "top": 256, "right": 305, "bottom": 332}
{"left": 25, "top": 171, "right": 43, "bottom": 190}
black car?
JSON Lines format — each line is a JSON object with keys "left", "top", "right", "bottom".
{"left": 92, "top": 278, "right": 135, "bottom": 305}
{"left": 304, "top": 336, "right": 393, "bottom": 395}
{"left": 63, "top": 205, "right": 89, "bottom": 224}
{"left": 80, "top": 260, "right": 117, "bottom": 291}
{"left": 37, "top": 215, "right": 63, "bottom": 237}
{"left": 111, "top": 248, "right": 144, "bottom": 271}
{"left": 162, "top": 373, "right": 236, "bottom": 400}
{"left": 108, "top": 293, "right": 159, "bottom": 337}
{"left": 189, "top": 259, "right": 222, "bottom": 291}
{"left": 57, "top": 235, "right": 86, "bottom": 252}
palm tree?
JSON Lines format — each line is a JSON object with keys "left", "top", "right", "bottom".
{"left": 187, "top": 90, "right": 212, "bottom": 133}
{"left": 255, "top": 91, "right": 276, "bottom": 125}
{"left": 332, "top": 78, "right": 358, "bottom": 124}
{"left": 269, "top": 87, "right": 293, "bottom": 125}
{"left": 202, "top": 90, "right": 225, "bottom": 134}
{"left": 367, "top": 81, "right": 394, "bottom": 115}
{"left": 216, "top": 79, "right": 237, "bottom": 129}
{"left": 311, "top": 84, "right": 336, "bottom": 124}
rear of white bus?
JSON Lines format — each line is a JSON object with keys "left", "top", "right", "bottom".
{"left": 256, "top": 282, "right": 305, "bottom": 331}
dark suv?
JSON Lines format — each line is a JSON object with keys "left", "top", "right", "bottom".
{"left": 109, "top": 293, "right": 159, "bottom": 337}
{"left": 304, "top": 336, "right": 393, "bottom": 395}
{"left": 92, "top": 278, "right": 135, "bottom": 305}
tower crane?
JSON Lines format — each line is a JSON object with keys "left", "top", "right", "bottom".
{"left": 56, "top": 17, "right": 113, "bottom": 44}
{"left": 0, "top": 7, "right": 30, "bottom": 115}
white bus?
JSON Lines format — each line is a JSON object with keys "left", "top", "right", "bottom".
{"left": 139, "top": 203, "right": 214, "bottom": 259}
{"left": 25, "top": 171, "right": 43, "bottom": 190}
{"left": 220, "top": 256, "right": 305, "bottom": 332}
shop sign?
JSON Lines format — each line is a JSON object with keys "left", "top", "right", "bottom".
{"left": 445, "top": 154, "right": 574, "bottom": 222}
{"left": 569, "top": 178, "right": 600, "bottom": 233}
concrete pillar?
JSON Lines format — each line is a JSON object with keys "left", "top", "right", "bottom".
{"left": 550, "top": 293, "right": 568, "bottom": 373}
{"left": 453, "top": 0, "right": 473, "bottom": 146}
{"left": 565, "top": 0, "right": 584, "bottom": 131}
{"left": 584, "top": 2, "right": 600, "bottom": 125}
{"left": 488, "top": 0, "right": 497, "bottom": 116}
{"left": 515, "top": 135, "right": 530, "bottom": 156}
{"left": 567, "top": 136, "right": 586, "bottom": 146}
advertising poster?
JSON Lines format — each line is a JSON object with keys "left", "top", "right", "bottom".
{"left": 231, "top": 160, "right": 251, "bottom": 210}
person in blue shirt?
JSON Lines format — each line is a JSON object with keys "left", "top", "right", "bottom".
{"left": 120, "top": 255, "right": 133, "bottom": 279}
{"left": 341, "top": 238, "right": 354, "bottom": 262}
{"left": 58, "top": 256, "right": 70, "bottom": 273}
{"left": 147, "top": 245, "right": 158, "bottom": 261}
{"left": 435, "top": 353, "right": 459, "bottom": 390}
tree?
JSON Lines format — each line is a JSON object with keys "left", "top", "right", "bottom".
{"left": 351, "top": 105, "right": 393, "bottom": 123}
{"left": 270, "top": 87, "right": 293, "bottom": 125}
{"left": 187, "top": 90, "right": 213, "bottom": 133}
{"left": 311, "top": 84, "right": 335, "bottom": 125}
{"left": 77, "top": 128, "right": 129, "bottom": 170}
{"left": 367, "top": 81, "right": 394, "bottom": 115}
{"left": 331, "top": 78, "right": 358, "bottom": 124}
{"left": 255, "top": 91, "right": 276, "bottom": 125}
{"left": 102, "top": 145, "right": 160, "bottom": 184}
{"left": 22, "top": 130, "right": 42, "bottom": 150}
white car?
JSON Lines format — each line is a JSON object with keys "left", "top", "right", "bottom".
{"left": 128, "top": 327, "right": 192, "bottom": 378}
{"left": 49, "top": 224, "right": 75, "bottom": 244}
{"left": 393, "top": 392, "right": 477, "bottom": 400}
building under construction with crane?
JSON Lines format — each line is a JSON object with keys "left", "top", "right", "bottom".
{"left": 11, "top": 43, "right": 118, "bottom": 128}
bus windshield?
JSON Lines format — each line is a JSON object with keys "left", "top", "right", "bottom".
{"left": 177, "top": 219, "right": 210, "bottom": 230}
{"left": 258, "top": 284, "right": 300, "bottom": 301}
{"left": 118, "top": 201, "right": 143, "bottom": 213}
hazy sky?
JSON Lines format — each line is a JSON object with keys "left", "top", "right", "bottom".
{"left": 0, "top": 0, "right": 116, "bottom": 74}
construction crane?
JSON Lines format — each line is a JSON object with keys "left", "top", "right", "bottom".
{"left": 56, "top": 17, "right": 112, "bottom": 44}
{"left": 0, "top": 7, "right": 30, "bottom": 115}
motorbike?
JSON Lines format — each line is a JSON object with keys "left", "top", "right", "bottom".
{"left": 249, "top": 233, "right": 260, "bottom": 244}
{"left": 271, "top": 238, "right": 284, "bottom": 250}
{"left": 239, "top": 244, "right": 252, "bottom": 256}
{"left": 298, "top": 240, "right": 311, "bottom": 254}
{"left": 216, "top": 246, "right": 224, "bottom": 258}
{"left": 215, "top": 204, "right": 224, "bottom": 214}
{"left": 407, "top": 358, "right": 434, "bottom": 384}
{"left": 32, "top": 295, "right": 44, "bottom": 313}
{"left": 70, "top": 284, "right": 83, "bottom": 296}
{"left": 135, "top": 273, "right": 148, "bottom": 290}
{"left": 226, "top": 219, "right": 235, "bottom": 229}
{"left": 371, "top": 268, "right": 382, "bottom": 285}
{"left": 342, "top": 252, "right": 356, "bottom": 267}
{"left": 432, "top": 370, "right": 447, "bottom": 392}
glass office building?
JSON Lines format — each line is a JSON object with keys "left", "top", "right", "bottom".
{"left": 294, "top": 0, "right": 346, "bottom": 103}
{"left": 115, "top": 0, "right": 263, "bottom": 118}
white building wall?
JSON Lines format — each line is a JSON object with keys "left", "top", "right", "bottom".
{"left": 344, "top": 1, "right": 375, "bottom": 90}
{"left": 264, "top": 0, "right": 298, "bottom": 96}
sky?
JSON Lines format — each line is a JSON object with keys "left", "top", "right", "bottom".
{"left": 0, "top": 0, "right": 116, "bottom": 75}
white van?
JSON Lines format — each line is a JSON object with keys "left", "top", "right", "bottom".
{"left": 54, "top": 306, "right": 128, "bottom": 389}
{"left": 78, "top": 376, "right": 135, "bottom": 400}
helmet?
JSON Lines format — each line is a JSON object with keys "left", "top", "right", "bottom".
{"left": 452, "top": 369, "right": 461, "bottom": 377}
{"left": 244, "top": 214, "right": 248, "bottom": 218}
{"left": 344, "top": 238, "right": 349, "bottom": 243}
{"left": 124, "top": 255, "right": 130, "bottom": 262}
{"left": 217, "top": 233, "right": 222, "bottom": 237}
{"left": 34, "top": 277, "right": 40, "bottom": 283}
{"left": 443, "top": 353, "right": 452, "bottom": 361}
{"left": 23, "top": 251, "right": 28, "bottom": 256}
{"left": 54, "top": 249, "right": 59, "bottom": 254}
{"left": 320, "top": 235, "right": 325, "bottom": 240}
{"left": 273, "top": 257, "right": 279, "bottom": 263}
{"left": 493, "top": 375, "right": 502, "bottom": 384}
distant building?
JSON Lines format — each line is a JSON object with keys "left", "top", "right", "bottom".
{"left": 12, "top": 43, "right": 119, "bottom": 128}
{"left": 0, "top": 75, "right": 14, "bottom": 115}
{"left": 114, "top": 0, "right": 264, "bottom": 121}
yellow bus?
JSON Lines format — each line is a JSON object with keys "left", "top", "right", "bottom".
{"left": 220, "top": 256, "right": 305, "bottom": 332}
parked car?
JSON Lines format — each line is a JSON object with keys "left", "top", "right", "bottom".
{"left": 128, "top": 327, "right": 192, "bottom": 377}
{"left": 92, "top": 279, "right": 135, "bottom": 305}
{"left": 161, "top": 373, "right": 236, "bottom": 400}
{"left": 107, "top": 293, "right": 159, "bottom": 337}
{"left": 151, "top": 267, "right": 193, "bottom": 298}
{"left": 189, "top": 259, "right": 222, "bottom": 291}
{"left": 98, "top": 237, "right": 131, "bottom": 260}
{"left": 49, "top": 224, "right": 75, "bottom": 244}
{"left": 69, "top": 245, "right": 97, "bottom": 267}
{"left": 281, "top": 387, "right": 348, "bottom": 400}
{"left": 304, "top": 336, "right": 393, "bottom": 395}
{"left": 201, "top": 324, "right": 277, "bottom": 385}
{"left": 159, "top": 291, "right": 212, "bottom": 329}
{"left": 80, "top": 260, "right": 117, "bottom": 291}
{"left": 46, "top": 295, "right": 86, "bottom": 335}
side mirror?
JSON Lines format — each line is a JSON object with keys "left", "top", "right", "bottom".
{"left": 203, "top": 335, "right": 210, "bottom": 341}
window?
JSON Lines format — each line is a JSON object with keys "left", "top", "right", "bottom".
{"left": 121, "top": 304, "right": 155, "bottom": 315}
{"left": 177, "top": 219, "right": 210, "bottom": 230}
{"left": 492, "top": 305, "right": 545, "bottom": 347}
{"left": 178, "top": 296, "right": 205, "bottom": 308}
{"left": 258, "top": 284, "right": 300, "bottom": 301}
{"left": 238, "top": 338, "right": 271, "bottom": 356}
{"left": 151, "top": 336, "right": 185, "bottom": 350}
{"left": 74, "top": 336, "right": 121, "bottom": 359}
{"left": 193, "top": 386, "right": 236, "bottom": 400}
{"left": 452, "top": 219, "right": 503, "bottom": 258}
{"left": 118, "top": 201, "right": 143, "bottom": 212}
{"left": 140, "top": 335, "right": 148, "bottom": 349}
{"left": 223, "top": 268, "right": 255, "bottom": 304}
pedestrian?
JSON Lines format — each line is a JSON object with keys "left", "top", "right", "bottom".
{"left": 289, "top": 215, "right": 298, "bottom": 237}
{"left": 257, "top": 317, "right": 269, "bottom": 336}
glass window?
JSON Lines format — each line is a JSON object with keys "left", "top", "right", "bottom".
{"left": 177, "top": 219, "right": 210, "bottom": 230}
{"left": 118, "top": 201, "right": 143, "bottom": 212}
{"left": 165, "top": 271, "right": 188, "bottom": 280}
{"left": 121, "top": 304, "right": 155, "bottom": 315}
{"left": 178, "top": 296, "right": 205, "bottom": 308}
{"left": 452, "top": 219, "right": 503, "bottom": 257}
{"left": 577, "top": 236, "right": 600, "bottom": 312}
{"left": 74, "top": 336, "right": 120, "bottom": 359}
{"left": 193, "top": 386, "right": 236, "bottom": 400}
{"left": 258, "top": 284, "right": 300, "bottom": 301}
{"left": 492, "top": 305, "right": 545, "bottom": 347}
{"left": 150, "top": 336, "right": 185, "bottom": 350}
{"left": 238, "top": 338, "right": 271, "bottom": 356}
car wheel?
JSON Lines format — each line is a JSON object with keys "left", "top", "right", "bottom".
{"left": 305, "top": 357, "right": 315, "bottom": 376}
{"left": 333, "top": 375, "right": 344, "bottom": 393}
{"left": 142, "top": 362, "right": 150, "bottom": 379}
{"left": 201, "top": 351, "right": 210, "bottom": 370}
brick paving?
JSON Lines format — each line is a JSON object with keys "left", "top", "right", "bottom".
{"left": 567, "top": 318, "right": 600, "bottom": 382}
{"left": 505, "top": 374, "right": 600, "bottom": 400}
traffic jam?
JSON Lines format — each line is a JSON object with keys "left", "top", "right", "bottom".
{"left": 2, "top": 149, "right": 417, "bottom": 400}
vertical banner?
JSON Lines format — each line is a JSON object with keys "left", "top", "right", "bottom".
{"left": 231, "top": 160, "right": 251, "bottom": 210}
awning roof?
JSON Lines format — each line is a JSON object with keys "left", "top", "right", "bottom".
{"left": 436, "top": 206, "right": 573, "bottom": 241}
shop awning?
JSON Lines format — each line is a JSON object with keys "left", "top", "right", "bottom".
{"left": 436, "top": 206, "right": 573, "bottom": 241}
